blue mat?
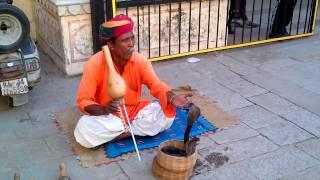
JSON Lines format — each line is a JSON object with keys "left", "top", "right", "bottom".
{"left": 104, "top": 108, "right": 217, "bottom": 158}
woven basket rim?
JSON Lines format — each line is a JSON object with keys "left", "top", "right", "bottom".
{"left": 158, "top": 140, "right": 197, "bottom": 159}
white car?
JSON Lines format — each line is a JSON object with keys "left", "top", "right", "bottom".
{"left": 0, "top": 1, "right": 41, "bottom": 106}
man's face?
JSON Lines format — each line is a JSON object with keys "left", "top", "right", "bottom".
{"left": 111, "top": 32, "right": 135, "bottom": 61}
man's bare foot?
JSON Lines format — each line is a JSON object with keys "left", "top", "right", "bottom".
{"left": 111, "top": 132, "right": 131, "bottom": 142}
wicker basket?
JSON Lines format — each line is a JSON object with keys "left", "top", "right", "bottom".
{"left": 152, "top": 140, "right": 197, "bottom": 180}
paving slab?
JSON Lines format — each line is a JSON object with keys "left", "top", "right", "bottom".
{"left": 244, "top": 71, "right": 320, "bottom": 116}
{"left": 14, "top": 119, "right": 59, "bottom": 141}
{"left": 199, "top": 136, "right": 278, "bottom": 164}
{"left": 118, "top": 151, "right": 157, "bottom": 180}
{"left": 168, "top": 69, "right": 213, "bottom": 90}
{"left": 192, "top": 161, "right": 258, "bottom": 180}
{"left": 0, "top": 144, "right": 9, "bottom": 170}
{"left": 180, "top": 54, "right": 227, "bottom": 71}
{"left": 154, "top": 60, "right": 214, "bottom": 91}
{"left": 191, "top": 156, "right": 214, "bottom": 178}
{"left": 0, "top": 167, "right": 16, "bottom": 180}
{"left": 186, "top": 54, "right": 227, "bottom": 72}
{"left": 28, "top": 107, "right": 56, "bottom": 124}
{"left": 248, "top": 92, "right": 301, "bottom": 115}
{"left": 291, "top": 60, "right": 320, "bottom": 77}
{"left": 217, "top": 54, "right": 261, "bottom": 76}
{"left": 153, "top": 59, "right": 188, "bottom": 84}
{"left": 223, "top": 80, "right": 268, "bottom": 98}
{"left": 258, "top": 121, "right": 314, "bottom": 146}
{"left": 0, "top": 107, "right": 29, "bottom": 120}
{"left": 201, "top": 81, "right": 253, "bottom": 111}
{"left": 62, "top": 155, "right": 127, "bottom": 180}
{"left": 226, "top": 48, "right": 288, "bottom": 68}
{"left": 6, "top": 139, "right": 51, "bottom": 168}
{"left": 17, "top": 161, "right": 60, "bottom": 180}
{"left": 290, "top": 48, "right": 320, "bottom": 61}
{"left": 209, "top": 123, "right": 259, "bottom": 144}
{"left": 230, "top": 105, "right": 286, "bottom": 129}
{"left": 208, "top": 68, "right": 244, "bottom": 86}
{"left": 259, "top": 60, "right": 320, "bottom": 95}
{"left": 257, "top": 57, "right": 302, "bottom": 72}
{"left": 0, "top": 128, "right": 20, "bottom": 145}
{"left": 246, "top": 146, "right": 320, "bottom": 180}
{"left": 279, "top": 166, "right": 320, "bottom": 180}
{"left": 300, "top": 79, "right": 320, "bottom": 95}
{"left": 197, "top": 133, "right": 217, "bottom": 150}
{"left": 296, "top": 138, "right": 320, "bottom": 160}
{"left": 44, "top": 134, "right": 74, "bottom": 159}
{"left": 26, "top": 92, "right": 74, "bottom": 112}
{"left": 29, "top": 79, "right": 74, "bottom": 99}
{"left": 16, "top": 155, "right": 127, "bottom": 180}
{"left": 0, "top": 108, "right": 30, "bottom": 132}
{"left": 282, "top": 109, "right": 320, "bottom": 137}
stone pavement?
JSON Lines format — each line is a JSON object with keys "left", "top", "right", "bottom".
{"left": 1, "top": 25, "right": 320, "bottom": 179}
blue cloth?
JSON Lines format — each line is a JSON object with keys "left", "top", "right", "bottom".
{"left": 104, "top": 108, "right": 217, "bottom": 158}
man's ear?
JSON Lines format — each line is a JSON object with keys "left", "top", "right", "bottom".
{"left": 107, "top": 41, "right": 115, "bottom": 50}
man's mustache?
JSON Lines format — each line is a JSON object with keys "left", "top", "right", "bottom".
{"left": 127, "top": 48, "right": 134, "bottom": 53}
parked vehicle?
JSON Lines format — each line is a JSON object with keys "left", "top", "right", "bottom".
{"left": 0, "top": 0, "right": 41, "bottom": 106}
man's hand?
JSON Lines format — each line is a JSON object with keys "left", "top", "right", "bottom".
{"left": 84, "top": 100, "right": 121, "bottom": 116}
{"left": 106, "top": 100, "right": 121, "bottom": 114}
{"left": 170, "top": 93, "right": 193, "bottom": 108}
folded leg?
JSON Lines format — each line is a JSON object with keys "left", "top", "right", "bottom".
{"left": 131, "top": 102, "right": 174, "bottom": 136}
{"left": 74, "top": 102, "right": 174, "bottom": 148}
{"left": 74, "top": 114, "right": 125, "bottom": 148}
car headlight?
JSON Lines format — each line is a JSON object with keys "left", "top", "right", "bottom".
{"left": 25, "top": 58, "right": 40, "bottom": 72}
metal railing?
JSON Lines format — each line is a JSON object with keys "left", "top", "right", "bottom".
{"left": 90, "top": 0, "right": 319, "bottom": 61}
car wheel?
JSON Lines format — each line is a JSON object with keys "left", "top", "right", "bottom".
{"left": 0, "top": 4, "right": 30, "bottom": 53}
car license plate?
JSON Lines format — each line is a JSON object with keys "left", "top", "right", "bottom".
{"left": 0, "top": 78, "right": 29, "bottom": 96}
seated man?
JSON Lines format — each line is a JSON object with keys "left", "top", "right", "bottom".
{"left": 74, "top": 15, "right": 191, "bottom": 148}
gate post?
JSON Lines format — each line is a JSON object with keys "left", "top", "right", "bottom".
{"left": 309, "top": 0, "right": 318, "bottom": 32}
{"left": 90, "top": 0, "right": 104, "bottom": 52}
{"left": 106, "top": 0, "right": 114, "bottom": 20}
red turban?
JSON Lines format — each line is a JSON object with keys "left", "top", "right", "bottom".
{"left": 99, "top": 14, "right": 134, "bottom": 44}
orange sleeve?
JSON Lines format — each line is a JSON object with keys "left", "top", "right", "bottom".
{"left": 76, "top": 53, "right": 101, "bottom": 114}
{"left": 139, "top": 57, "right": 175, "bottom": 118}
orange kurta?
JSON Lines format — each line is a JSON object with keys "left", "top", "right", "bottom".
{"left": 77, "top": 51, "right": 175, "bottom": 121}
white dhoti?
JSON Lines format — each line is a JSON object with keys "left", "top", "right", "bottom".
{"left": 74, "top": 102, "right": 174, "bottom": 148}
